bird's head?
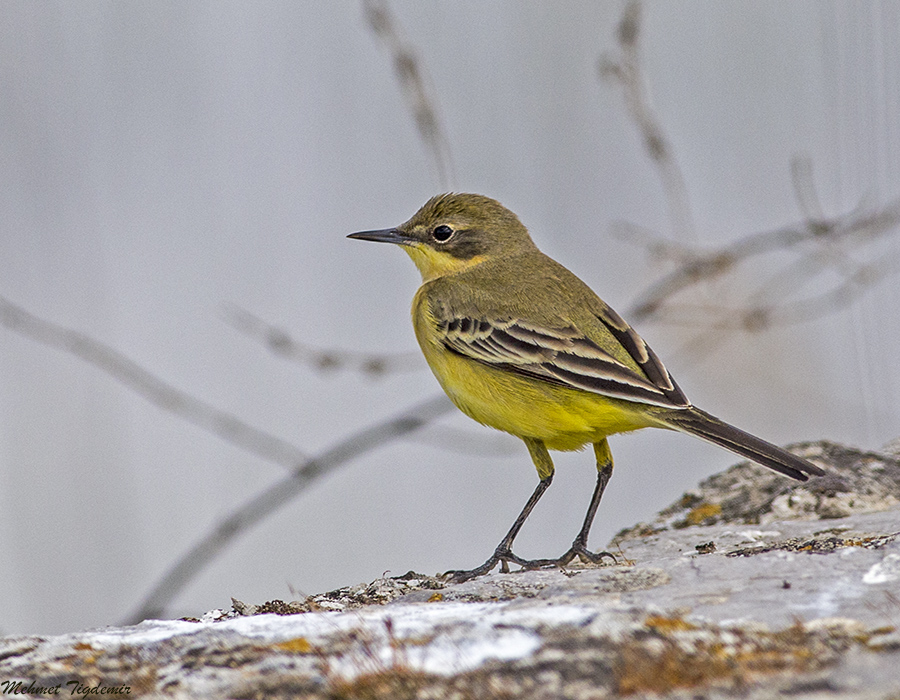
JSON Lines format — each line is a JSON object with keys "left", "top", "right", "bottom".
{"left": 348, "top": 193, "right": 536, "bottom": 281}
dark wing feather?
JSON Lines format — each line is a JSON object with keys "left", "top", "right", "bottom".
{"left": 436, "top": 312, "right": 690, "bottom": 410}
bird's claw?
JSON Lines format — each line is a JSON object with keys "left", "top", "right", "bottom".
{"left": 443, "top": 543, "right": 616, "bottom": 583}
{"left": 570, "top": 543, "right": 617, "bottom": 565}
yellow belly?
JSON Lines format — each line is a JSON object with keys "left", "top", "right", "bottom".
{"left": 412, "top": 308, "right": 656, "bottom": 451}
{"left": 430, "top": 347, "right": 653, "bottom": 450}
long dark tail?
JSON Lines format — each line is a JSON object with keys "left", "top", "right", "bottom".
{"left": 660, "top": 407, "right": 825, "bottom": 481}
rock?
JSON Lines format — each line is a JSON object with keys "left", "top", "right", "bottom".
{"left": 1, "top": 440, "right": 899, "bottom": 698}
{"left": 615, "top": 441, "right": 900, "bottom": 538}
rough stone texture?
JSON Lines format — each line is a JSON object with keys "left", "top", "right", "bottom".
{"left": 615, "top": 441, "right": 900, "bottom": 538}
{"left": 1, "top": 440, "right": 899, "bottom": 699}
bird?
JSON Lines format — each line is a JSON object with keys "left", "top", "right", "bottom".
{"left": 348, "top": 193, "right": 824, "bottom": 582}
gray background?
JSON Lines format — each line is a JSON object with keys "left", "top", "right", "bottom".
{"left": 1, "top": 2, "right": 898, "bottom": 634}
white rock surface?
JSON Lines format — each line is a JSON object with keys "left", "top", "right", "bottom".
{"left": 1, "top": 442, "right": 899, "bottom": 699}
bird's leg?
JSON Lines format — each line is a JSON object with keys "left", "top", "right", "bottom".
{"left": 558, "top": 439, "right": 617, "bottom": 566}
{"left": 515, "top": 440, "right": 618, "bottom": 570}
{"left": 444, "top": 437, "right": 555, "bottom": 583}
{"left": 444, "top": 473, "right": 553, "bottom": 583}
{"left": 444, "top": 439, "right": 617, "bottom": 583}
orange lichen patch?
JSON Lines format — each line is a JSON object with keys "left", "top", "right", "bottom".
{"left": 840, "top": 535, "right": 896, "bottom": 549}
{"left": 427, "top": 593, "right": 444, "bottom": 602}
{"left": 615, "top": 522, "right": 665, "bottom": 538}
{"left": 274, "top": 637, "right": 313, "bottom": 654}
{"left": 644, "top": 614, "right": 697, "bottom": 633}
{"left": 615, "top": 621, "right": 827, "bottom": 695}
{"left": 674, "top": 492, "right": 704, "bottom": 510}
{"left": 71, "top": 641, "right": 104, "bottom": 665}
{"left": 617, "top": 642, "right": 731, "bottom": 694}
{"left": 326, "top": 668, "right": 436, "bottom": 700}
{"left": 326, "top": 668, "right": 519, "bottom": 700}
{"left": 684, "top": 502, "right": 722, "bottom": 525}
{"left": 728, "top": 532, "right": 897, "bottom": 558}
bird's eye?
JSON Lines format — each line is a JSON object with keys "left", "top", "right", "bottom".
{"left": 432, "top": 224, "right": 454, "bottom": 242}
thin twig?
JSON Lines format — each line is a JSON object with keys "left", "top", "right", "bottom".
{"left": 224, "top": 0, "right": 458, "bottom": 380}
{"left": 790, "top": 154, "right": 827, "bottom": 223}
{"left": 0, "top": 296, "right": 307, "bottom": 467}
{"left": 363, "top": 0, "right": 455, "bottom": 190}
{"left": 122, "top": 393, "right": 454, "bottom": 624}
{"left": 599, "top": 0, "right": 696, "bottom": 242}
{"left": 0, "top": 297, "right": 482, "bottom": 623}
{"left": 599, "top": 3, "right": 900, "bottom": 339}
{"left": 224, "top": 304, "right": 422, "bottom": 376}
{"left": 624, "top": 196, "right": 900, "bottom": 323}
{"left": 764, "top": 252, "right": 900, "bottom": 326}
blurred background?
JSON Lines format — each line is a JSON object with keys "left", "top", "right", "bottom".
{"left": 1, "top": 1, "right": 898, "bottom": 635}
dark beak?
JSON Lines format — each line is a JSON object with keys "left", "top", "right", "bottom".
{"left": 347, "top": 228, "right": 411, "bottom": 245}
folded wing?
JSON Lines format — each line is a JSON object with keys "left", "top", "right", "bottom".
{"left": 437, "top": 310, "right": 690, "bottom": 410}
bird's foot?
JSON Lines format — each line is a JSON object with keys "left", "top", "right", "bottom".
{"left": 512, "top": 543, "right": 617, "bottom": 570}
{"left": 444, "top": 543, "right": 616, "bottom": 583}
{"left": 443, "top": 544, "right": 537, "bottom": 583}
{"left": 567, "top": 542, "right": 617, "bottom": 566}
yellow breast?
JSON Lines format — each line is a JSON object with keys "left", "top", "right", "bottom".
{"left": 411, "top": 287, "right": 656, "bottom": 451}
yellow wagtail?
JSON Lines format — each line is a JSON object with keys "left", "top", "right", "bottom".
{"left": 349, "top": 193, "right": 824, "bottom": 582}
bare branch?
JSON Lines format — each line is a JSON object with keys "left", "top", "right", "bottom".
{"left": 599, "top": 0, "right": 695, "bottom": 242}
{"left": 790, "top": 154, "right": 827, "bottom": 223}
{"left": 0, "top": 296, "right": 307, "bottom": 467}
{"left": 624, "top": 196, "right": 900, "bottom": 324}
{"left": 610, "top": 221, "right": 696, "bottom": 264}
{"left": 122, "top": 393, "right": 454, "bottom": 624}
{"left": 599, "top": 4, "right": 900, "bottom": 340}
{"left": 0, "top": 297, "right": 498, "bottom": 624}
{"left": 764, "top": 252, "right": 900, "bottom": 326}
{"left": 363, "top": 0, "right": 455, "bottom": 189}
{"left": 224, "top": 305, "right": 422, "bottom": 377}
